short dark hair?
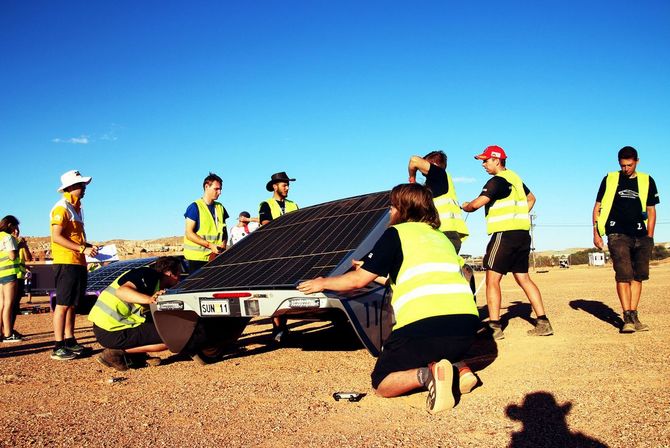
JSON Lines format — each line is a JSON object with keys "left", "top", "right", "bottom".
{"left": 203, "top": 173, "right": 223, "bottom": 189}
{"left": 239, "top": 211, "right": 251, "bottom": 218}
{"left": 423, "top": 150, "right": 447, "bottom": 169}
{"left": 389, "top": 183, "right": 440, "bottom": 229}
{"left": 154, "top": 257, "right": 182, "bottom": 275}
{"left": 618, "top": 146, "right": 638, "bottom": 161}
{"left": 0, "top": 215, "right": 19, "bottom": 233}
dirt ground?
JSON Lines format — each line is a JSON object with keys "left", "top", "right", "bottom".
{"left": 1, "top": 263, "right": 669, "bottom": 448}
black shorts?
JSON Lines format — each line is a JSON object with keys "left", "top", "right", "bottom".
{"left": 484, "top": 230, "right": 531, "bottom": 275}
{"left": 607, "top": 234, "right": 654, "bottom": 282}
{"left": 93, "top": 318, "right": 163, "bottom": 350}
{"left": 370, "top": 314, "right": 479, "bottom": 389}
{"left": 54, "top": 264, "right": 87, "bottom": 307}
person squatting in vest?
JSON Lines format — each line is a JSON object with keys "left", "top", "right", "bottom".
{"left": 259, "top": 171, "right": 299, "bottom": 343}
{"left": 408, "top": 150, "right": 469, "bottom": 254}
{"left": 89, "top": 256, "right": 183, "bottom": 371}
{"left": 299, "top": 183, "right": 480, "bottom": 414}
{"left": 183, "top": 172, "right": 229, "bottom": 274}
{"left": 461, "top": 146, "right": 553, "bottom": 340}
{"left": 0, "top": 215, "right": 23, "bottom": 342}
{"left": 592, "top": 146, "right": 660, "bottom": 333}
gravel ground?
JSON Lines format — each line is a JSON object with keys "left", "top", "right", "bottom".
{"left": 1, "top": 262, "right": 669, "bottom": 448}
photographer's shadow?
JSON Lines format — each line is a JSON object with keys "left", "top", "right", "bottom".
{"left": 569, "top": 299, "right": 623, "bottom": 330}
{"left": 506, "top": 392, "right": 608, "bottom": 448}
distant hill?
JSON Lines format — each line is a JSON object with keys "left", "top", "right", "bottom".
{"left": 24, "top": 236, "right": 183, "bottom": 260}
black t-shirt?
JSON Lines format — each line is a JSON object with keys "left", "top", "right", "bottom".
{"left": 595, "top": 172, "right": 660, "bottom": 236}
{"left": 361, "top": 228, "right": 403, "bottom": 284}
{"left": 424, "top": 164, "right": 449, "bottom": 197}
{"left": 479, "top": 176, "right": 530, "bottom": 215}
{"left": 117, "top": 267, "right": 161, "bottom": 296}
{"left": 259, "top": 200, "right": 288, "bottom": 223}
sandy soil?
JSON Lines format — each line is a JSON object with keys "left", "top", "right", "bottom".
{"left": 1, "top": 263, "right": 669, "bottom": 448}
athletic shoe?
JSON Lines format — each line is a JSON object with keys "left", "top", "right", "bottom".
{"left": 488, "top": 322, "right": 504, "bottom": 340}
{"left": 64, "top": 341, "right": 87, "bottom": 355}
{"left": 459, "top": 369, "right": 478, "bottom": 395}
{"left": 527, "top": 319, "right": 554, "bottom": 336}
{"left": 2, "top": 333, "right": 23, "bottom": 343}
{"left": 51, "top": 347, "right": 77, "bottom": 361}
{"left": 621, "top": 311, "right": 635, "bottom": 333}
{"left": 425, "top": 359, "right": 455, "bottom": 414}
{"left": 96, "top": 349, "right": 129, "bottom": 371}
{"left": 631, "top": 311, "right": 649, "bottom": 332}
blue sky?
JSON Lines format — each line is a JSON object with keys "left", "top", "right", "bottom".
{"left": 1, "top": 1, "right": 668, "bottom": 255}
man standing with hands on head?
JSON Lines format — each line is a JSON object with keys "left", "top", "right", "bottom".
{"left": 408, "top": 150, "right": 469, "bottom": 254}
{"left": 259, "top": 172, "right": 299, "bottom": 342}
{"left": 461, "top": 146, "right": 552, "bottom": 339}
{"left": 593, "top": 146, "right": 659, "bottom": 333}
{"left": 50, "top": 170, "right": 98, "bottom": 360}
{"left": 183, "top": 173, "right": 229, "bottom": 274}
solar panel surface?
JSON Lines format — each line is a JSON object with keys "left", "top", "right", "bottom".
{"left": 172, "top": 191, "right": 391, "bottom": 292}
{"left": 86, "top": 257, "right": 158, "bottom": 292}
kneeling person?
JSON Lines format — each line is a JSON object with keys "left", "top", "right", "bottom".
{"left": 88, "top": 257, "right": 182, "bottom": 371}
{"left": 299, "top": 184, "right": 479, "bottom": 413}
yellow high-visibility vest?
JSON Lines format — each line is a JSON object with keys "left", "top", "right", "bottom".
{"left": 261, "top": 198, "right": 298, "bottom": 220}
{"left": 0, "top": 231, "right": 20, "bottom": 283}
{"left": 390, "top": 222, "right": 478, "bottom": 330}
{"left": 88, "top": 270, "right": 158, "bottom": 331}
{"left": 596, "top": 172, "right": 649, "bottom": 236}
{"left": 183, "top": 199, "right": 226, "bottom": 261}
{"left": 433, "top": 172, "right": 469, "bottom": 239}
{"left": 485, "top": 169, "right": 531, "bottom": 234}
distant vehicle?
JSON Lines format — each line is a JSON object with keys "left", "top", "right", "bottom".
{"left": 153, "top": 191, "right": 474, "bottom": 357}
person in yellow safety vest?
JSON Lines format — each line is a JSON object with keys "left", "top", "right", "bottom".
{"left": 259, "top": 171, "right": 299, "bottom": 343}
{"left": 461, "top": 146, "right": 553, "bottom": 340}
{"left": 10, "top": 227, "right": 32, "bottom": 332}
{"left": 592, "top": 146, "right": 659, "bottom": 333}
{"left": 89, "top": 256, "right": 182, "bottom": 371}
{"left": 408, "top": 150, "right": 469, "bottom": 254}
{"left": 184, "top": 172, "right": 229, "bottom": 274}
{"left": 0, "top": 215, "right": 23, "bottom": 342}
{"left": 299, "top": 184, "right": 480, "bottom": 414}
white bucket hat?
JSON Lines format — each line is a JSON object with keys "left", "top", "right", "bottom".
{"left": 57, "top": 170, "right": 92, "bottom": 192}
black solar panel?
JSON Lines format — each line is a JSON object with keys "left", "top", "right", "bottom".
{"left": 172, "top": 191, "right": 391, "bottom": 292}
{"left": 86, "top": 257, "right": 158, "bottom": 292}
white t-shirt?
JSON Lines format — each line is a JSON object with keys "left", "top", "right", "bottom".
{"left": 0, "top": 233, "right": 18, "bottom": 253}
{"left": 229, "top": 222, "right": 259, "bottom": 246}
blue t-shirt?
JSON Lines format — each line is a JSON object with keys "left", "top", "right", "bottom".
{"left": 184, "top": 202, "right": 229, "bottom": 233}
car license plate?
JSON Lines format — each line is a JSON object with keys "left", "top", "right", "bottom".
{"left": 200, "top": 299, "right": 231, "bottom": 316}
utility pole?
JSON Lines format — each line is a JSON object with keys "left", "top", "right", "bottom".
{"left": 529, "top": 213, "right": 537, "bottom": 271}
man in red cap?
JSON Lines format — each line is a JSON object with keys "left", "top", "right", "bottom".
{"left": 461, "top": 146, "right": 553, "bottom": 339}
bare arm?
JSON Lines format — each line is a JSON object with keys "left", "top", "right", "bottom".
{"left": 592, "top": 201, "right": 604, "bottom": 250}
{"left": 51, "top": 224, "right": 98, "bottom": 257}
{"left": 115, "top": 281, "right": 164, "bottom": 305}
{"left": 19, "top": 239, "right": 33, "bottom": 262}
{"left": 647, "top": 205, "right": 656, "bottom": 238}
{"left": 462, "top": 195, "right": 491, "bottom": 213}
{"left": 298, "top": 268, "right": 378, "bottom": 294}
{"left": 408, "top": 156, "right": 431, "bottom": 183}
{"left": 185, "top": 218, "right": 221, "bottom": 254}
{"left": 526, "top": 192, "right": 536, "bottom": 211}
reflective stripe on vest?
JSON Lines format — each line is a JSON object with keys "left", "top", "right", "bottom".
{"left": 433, "top": 173, "right": 469, "bottom": 238}
{"left": 183, "top": 199, "right": 226, "bottom": 261}
{"left": 87, "top": 270, "right": 158, "bottom": 331}
{"left": 0, "top": 231, "right": 20, "bottom": 282}
{"left": 485, "top": 169, "right": 531, "bottom": 234}
{"left": 261, "top": 198, "right": 299, "bottom": 220}
{"left": 596, "top": 171, "right": 649, "bottom": 237}
{"left": 390, "top": 222, "right": 478, "bottom": 330}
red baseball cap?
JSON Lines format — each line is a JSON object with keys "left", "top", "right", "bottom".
{"left": 474, "top": 145, "right": 507, "bottom": 160}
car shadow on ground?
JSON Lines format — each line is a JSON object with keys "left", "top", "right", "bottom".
{"left": 505, "top": 391, "right": 608, "bottom": 448}
{"left": 569, "top": 299, "right": 623, "bottom": 330}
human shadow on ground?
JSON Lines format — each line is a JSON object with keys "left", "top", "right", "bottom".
{"left": 506, "top": 391, "right": 608, "bottom": 448}
{"left": 501, "top": 301, "right": 535, "bottom": 329}
{"left": 0, "top": 333, "right": 98, "bottom": 358}
{"left": 569, "top": 299, "right": 623, "bottom": 330}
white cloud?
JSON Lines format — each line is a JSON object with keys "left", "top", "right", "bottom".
{"left": 453, "top": 176, "right": 477, "bottom": 184}
{"left": 52, "top": 135, "right": 90, "bottom": 144}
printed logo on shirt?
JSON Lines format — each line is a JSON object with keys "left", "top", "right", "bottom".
{"left": 366, "top": 252, "right": 374, "bottom": 259}
{"left": 618, "top": 189, "right": 639, "bottom": 199}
